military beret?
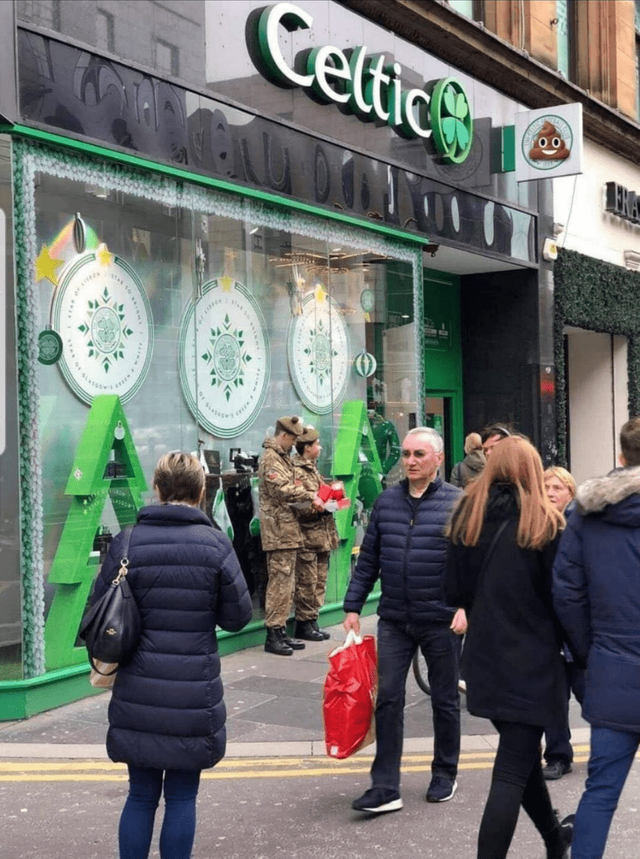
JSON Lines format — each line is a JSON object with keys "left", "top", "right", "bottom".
{"left": 298, "top": 426, "right": 319, "bottom": 444}
{"left": 277, "top": 415, "right": 303, "bottom": 436}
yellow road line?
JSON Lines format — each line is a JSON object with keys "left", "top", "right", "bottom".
{"left": 0, "top": 756, "right": 593, "bottom": 783}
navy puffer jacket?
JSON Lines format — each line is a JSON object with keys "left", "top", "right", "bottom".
{"left": 91, "top": 504, "right": 252, "bottom": 771}
{"left": 553, "top": 466, "right": 640, "bottom": 732}
{"left": 343, "top": 477, "right": 462, "bottom": 624}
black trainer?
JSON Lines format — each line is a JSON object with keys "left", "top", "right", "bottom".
{"left": 294, "top": 620, "right": 325, "bottom": 642}
{"left": 264, "top": 627, "right": 293, "bottom": 656}
{"left": 426, "top": 775, "right": 457, "bottom": 802}
{"left": 311, "top": 620, "right": 331, "bottom": 640}
{"left": 543, "top": 760, "right": 572, "bottom": 780}
{"left": 281, "top": 628, "right": 306, "bottom": 650}
{"left": 352, "top": 787, "right": 403, "bottom": 814}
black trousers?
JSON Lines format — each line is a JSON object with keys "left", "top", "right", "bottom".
{"left": 544, "top": 659, "right": 586, "bottom": 764}
{"left": 477, "top": 720, "right": 560, "bottom": 859}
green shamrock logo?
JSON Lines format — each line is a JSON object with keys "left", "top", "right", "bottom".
{"left": 430, "top": 78, "right": 473, "bottom": 164}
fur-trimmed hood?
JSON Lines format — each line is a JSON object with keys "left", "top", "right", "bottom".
{"left": 576, "top": 465, "right": 640, "bottom": 524}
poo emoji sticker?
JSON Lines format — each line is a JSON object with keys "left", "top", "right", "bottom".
{"left": 515, "top": 104, "right": 583, "bottom": 182}
{"left": 528, "top": 120, "right": 571, "bottom": 162}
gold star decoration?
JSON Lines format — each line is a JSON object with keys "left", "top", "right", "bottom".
{"left": 314, "top": 284, "right": 327, "bottom": 303}
{"left": 97, "top": 243, "right": 113, "bottom": 267}
{"left": 220, "top": 275, "right": 234, "bottom": 292}
{"left": 35, "top": 244, "right": 63, "bottom": 286}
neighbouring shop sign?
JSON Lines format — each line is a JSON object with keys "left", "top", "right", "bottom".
{"left": 514, "top": 103, "right": 583, "bottom": 182}
{"left": 179, "top": 277, "right": 270, "bottom": 438}
{"left": 605, "top": 182, "right": 640, "bottom": 225}
{"left": 253, "top": 2, "right": 474, "bottom": 164}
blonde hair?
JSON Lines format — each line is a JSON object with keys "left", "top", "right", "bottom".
{"left": 448, "top": 436, "right": 563, "bottom": 550}
{"left": 464, "top": 432, "right": 483, "bottom": 455}
{"left": 153, "top": 451, "right": 205, "bottom": 504}
{"left": 544, "top": 466, "right": 576, "bottom": 499}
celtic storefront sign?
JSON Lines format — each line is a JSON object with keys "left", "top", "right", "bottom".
{"left": 287, "top": 290, "right": 350, "bottom": 414}
{"left": 52, "top": 249, "right": 153, "bottom": 404}
{"left": 179, "top": 277, "right": 270, "bottom": 438}
{"left": 253, "top": 2, "right": 473, "bottom": 163}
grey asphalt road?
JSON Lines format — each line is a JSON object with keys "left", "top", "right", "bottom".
{"left": 2, "top": 749, "right": 640, "bottom": 858}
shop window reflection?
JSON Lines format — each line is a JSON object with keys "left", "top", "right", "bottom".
{"left": 31, "top": 161, "right": 419, "bottom": 630}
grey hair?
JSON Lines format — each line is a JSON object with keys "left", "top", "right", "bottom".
{"left": 404, "top": 426, "right": 444, "bottom": 454}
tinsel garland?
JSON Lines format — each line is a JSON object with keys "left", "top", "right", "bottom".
{"left": 554, "top": 248, "right": 640, "bottom": 466}
{"left": 13, "top": 137, "right": 422, "bottom": 676}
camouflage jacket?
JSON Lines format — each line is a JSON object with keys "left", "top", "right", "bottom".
{"left": 293, "top": 455, "right": 340, "bottom": 552}
{"left": 258, "top": 438, "right": 314, "bottom": 551}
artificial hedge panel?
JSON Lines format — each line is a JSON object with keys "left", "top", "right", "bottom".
{"left": 554, "top": 248, "right": 640, "bottom": 466}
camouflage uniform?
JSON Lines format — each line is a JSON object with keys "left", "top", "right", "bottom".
{"left": 293, "top": 454, "right": 339, "bottom": 621}
{"left": 259, "top": 437, "right": 315, "bottom": 629}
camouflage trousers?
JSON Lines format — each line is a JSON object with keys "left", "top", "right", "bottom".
{"left": 294, "top": 550, "right": 330, "bottom": 621}
{"left": 264, "top": 549, "right": 298, "bottom": 629}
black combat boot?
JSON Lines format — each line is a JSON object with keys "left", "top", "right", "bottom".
{"left": 282, "top": 627, "right": 306, "bottom": 649}
{"left": 265, "top": 627, "right": 293, "bottom": 656}
{"left": 311, "top": 620, "right": 331, "bottom": 640}
{"left": 294, "top": 620, "right": 325, "bottom": 642}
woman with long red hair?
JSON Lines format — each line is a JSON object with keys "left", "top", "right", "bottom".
{"left": 444, "top": 436, "right": 573, "bottom": 858}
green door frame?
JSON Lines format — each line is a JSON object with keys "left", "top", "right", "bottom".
{"left": 424, "top": 388, "right": 464, "bottom": 480}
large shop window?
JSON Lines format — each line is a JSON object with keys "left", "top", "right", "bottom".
{"left": 19, "top": 144, "right": 421, "bottom": 669}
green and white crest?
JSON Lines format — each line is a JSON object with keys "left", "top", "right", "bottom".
{"left": 179, "top": 277, "right": 270, "bottom": 438}
{"left": 287, "top": 290, "right": 350, "bottom": 414}
{"left": 52, "top": 252, "right": 153, "bottom": 404}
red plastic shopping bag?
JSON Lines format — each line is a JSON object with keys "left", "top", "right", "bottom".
{"left": 323, "top": 631, "right": 377, "bottom": 759}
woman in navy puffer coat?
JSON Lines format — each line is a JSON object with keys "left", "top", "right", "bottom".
{"left": 92, "top": 451, "right": 252, "bottom": 859}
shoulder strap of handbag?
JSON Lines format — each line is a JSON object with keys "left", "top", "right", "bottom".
{"left": 114, "top": 525, "right": 135, "bottom": 583}
{"left": 476, "top": 519, "right": 510, "bottom": 592}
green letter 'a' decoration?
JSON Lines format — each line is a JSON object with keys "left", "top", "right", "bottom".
{"left": 328, "top": 400, "right": 383, "bottom": 599}
{"left": 44, "top": 396, "right": 147, "bottom": 671}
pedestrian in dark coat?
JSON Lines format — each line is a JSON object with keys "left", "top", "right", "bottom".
{"left": 92, "top": 451, "right": 252, "bottom": 859}
{"left": 344, "top": 427, "right": 465, "bottom": 815}
{"left": 449, "top": 432, "right": 486, "bottom": 487}
{"left": 552, "top": 416, "right": 640, "bottom": 859}
{"left": 444, "top": 436, "right": 572, "bottom": 859}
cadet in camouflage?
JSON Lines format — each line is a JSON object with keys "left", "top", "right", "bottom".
{"left": 258, "top": 416, "right": 317, "bottom": 656}
{"left": 292, "top": 427, "right": 339, "bottom": 642}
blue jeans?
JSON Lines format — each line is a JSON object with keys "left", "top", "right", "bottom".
{"left": 371, "top": 618, "right": 461, "bottom": 791}
{"left": 119, "top": 767, "right": 201, "bottom": 859}
{"left": 572, "top": 726, "right": 640, "bottom": 859}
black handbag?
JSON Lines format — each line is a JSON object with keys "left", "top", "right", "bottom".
{"left": 79, "top": 526, "right": 141, "bottom": 676}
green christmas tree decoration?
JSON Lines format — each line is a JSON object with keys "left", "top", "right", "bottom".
{"left": 44, "top": 396, "right": 147, "bottom": 671}
{"left": 329, "top": 400, "right": 383, "bottom": 599}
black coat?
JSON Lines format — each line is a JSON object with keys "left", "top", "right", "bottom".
{"left": 444, "top": 486, "right": 565, "bottom": 726}
{"left": 92, "top": 504, "right": 252, "bottom": 771}
{"left": 343, "top": 476, "right": 462, "bottom": 625}
{"left": 553, "top": 466, "right": 640, "bottom": 732}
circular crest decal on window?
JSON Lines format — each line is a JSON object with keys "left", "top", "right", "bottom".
{"left": 179, "top": 277, "right": 270, "bottom": 438}
{"left": 287, "top": 291, "right": 350, "bottom": 414}
{"left": 51, "top": 250, "right": 153, "bottom": 404}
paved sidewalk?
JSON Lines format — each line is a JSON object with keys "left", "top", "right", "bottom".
{"left": 0, "top": 614, "right": 589, "bottom": 759}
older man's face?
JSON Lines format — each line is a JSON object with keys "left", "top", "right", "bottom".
{"left": 401, "top": 433, "right": 443, "bottom": 485}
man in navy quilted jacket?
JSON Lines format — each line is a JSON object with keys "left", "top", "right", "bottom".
{"left": 344, "top": 427, "right": 465, "bottom": 814}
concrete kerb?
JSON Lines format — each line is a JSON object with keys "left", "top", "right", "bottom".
{"left": 0, "top": 732, "right": 594, "bottom": 760}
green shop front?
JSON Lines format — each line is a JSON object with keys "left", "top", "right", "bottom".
{"left": 0, "top": 0, "right": 549, "bottom": 718}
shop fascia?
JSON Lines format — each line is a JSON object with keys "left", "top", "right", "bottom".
{"left": 256, "top": 2, "right": 473, "bottom": 163}
{"left": 606, "top": 182, "right": 640, "bottom": 225}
